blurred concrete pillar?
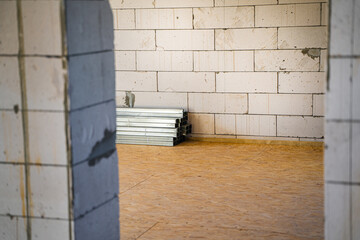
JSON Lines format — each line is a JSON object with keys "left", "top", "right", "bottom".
{"left": 325, "top": 0, "right": 360, "bottom": 239}
{"left": 0, "top": 1, "right": 119, "bottom": 239}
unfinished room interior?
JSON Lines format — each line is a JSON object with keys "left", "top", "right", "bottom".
{"left": 0, "top": 0, "right": 359, "bottom": 239}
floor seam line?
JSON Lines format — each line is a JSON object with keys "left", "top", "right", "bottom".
{"left": 135, "top": 222, "right": 159, "bottom": 240}
{"left": 119, "top": 175, "right": 154, "bottom": 195}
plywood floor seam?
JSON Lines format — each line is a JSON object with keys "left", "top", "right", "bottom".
{"left": 117, "top": 141, "right": 324, "bottom": 240}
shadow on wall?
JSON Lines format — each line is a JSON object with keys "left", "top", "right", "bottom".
{"left": 0, "top": 1, "right": 119, "bottom": 240}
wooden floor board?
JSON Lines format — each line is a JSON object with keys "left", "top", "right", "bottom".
{"left": 117, "top": 141, "right": 324, "bottom": 240}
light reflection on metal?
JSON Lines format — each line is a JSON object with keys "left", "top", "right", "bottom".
{"left": 116, "top": 108, "right": 191, "bottom": 146}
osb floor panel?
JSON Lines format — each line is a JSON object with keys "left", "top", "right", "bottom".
{"left": 116, "top": 141, "right": 324, "bottom": 240}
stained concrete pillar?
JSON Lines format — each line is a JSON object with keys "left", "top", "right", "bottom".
{"left": 0, "top": 1, "right": 119, "bottom": 239}
{"left": 325, "top": 0, "right": 360, "bottom": 239}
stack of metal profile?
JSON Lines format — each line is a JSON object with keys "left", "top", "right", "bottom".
{"left": 116, "top": 108, "right": 192, "bottom": 146}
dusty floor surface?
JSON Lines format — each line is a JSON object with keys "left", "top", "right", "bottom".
{"left": 117, "top": 141, "right": 324, "bottom": 240}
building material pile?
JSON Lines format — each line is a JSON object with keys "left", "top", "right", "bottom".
{"left": 116, "top": 108, "right": 191, "bottom": 146}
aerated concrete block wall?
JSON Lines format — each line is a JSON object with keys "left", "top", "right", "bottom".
{"left": 111, "top": 0, "right": 328, "bottom": 141}
{"left": 0, "top": 1, "right": 119, "bottom": 240}
{"left": 325, "top": 0, "right": 360, "bottom": 239}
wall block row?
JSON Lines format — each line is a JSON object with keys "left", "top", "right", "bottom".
{"left": 187, "top": 112, "right": 324, "bottom": 138}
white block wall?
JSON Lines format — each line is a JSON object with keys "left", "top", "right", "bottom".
{"left": 111, "top": 0, "right": 327, "bottom": 141}
{"left": 325, "top": 0, "right": 360, "bottom": 239}
{"left": 0, "top": 2, "right": 120, "bottom": 239}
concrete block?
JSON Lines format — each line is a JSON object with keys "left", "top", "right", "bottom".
{"left": 0, "top": 2, "right": 18, "bottom": 54}
{"left": 353, "top": 186, "right": 360, "bottom": 240}
{"left": 237, "top": 135, "right": 298, "bottom": 141}
{"left": 352, "top": 123, "right": 360, "bottom": 182}
{"left": 216, "top": 28, "right": 277, "bottom": 50}
{"left": 320, "top": 50, "right": 328, "bottom": 71}
{"left": 0, "top": 165, "right": 25, "bottom": 215}
{"left": 74, "top": 198, "right": 119, "bottom": 240}
{"left": 32, "top": 219, "right": 70, "bottom": 240}
{"left": 115, "top": 71, "right": 157, "bottom": 91}
{"left": 66, "top": 1, "right": 114, "bottom": 55}
{"left": 189, "top": 93, "right": 247, "bottom": 113}
{"left": 158, "top": 72, "right": 215, "bottom": 92}
{"left": 326, "top": 58, "right": 351, "bottom": 120}
{"left": 277, "top": 116, "right": 324, "bottom": 138}
{"left": 194, "top": 7, "right": 254, "bottom": 29}
{"left": 155, "top": 0, "right": 213, "bottom": 8}
{"left": 0, "top": 57, "right": 21, "bottom": 109}
{"left": 299, "top": 138, "right": 324, "bottom": 142}
{"left": 255, "top": 4, "right": 320, "bottom": 27}
{"left": 112, "top": 10, "right": 117, "bottom": 29}
{"left": 225, "top": 94, "right": 248, "bottom": 114}
{"left": 216, "top": 72, "right": 277, "bottom": 93}
{"left": 190, "top": 133, "right": 236, "bottom": 139}
{"left": 110, "top": 0, "right": 155, "bottom": 9}
{"left": 115, "top": 51, "right": 136, "bottom": 71}
{"left": 321, "top": 3, "right": 328, "bottom": 26}
{"left": 114, "top": 30, "right": 155, "bottom": 50}
{"left": 25, "top": 57, "right": 65, "bottom": 111}
{"left": 115, "top": 91, "right": 126, "bottom": 107}
{"left": 194, "top": 51, "right": 253, "bottom": 71}
{"left": 136, "top": 9, "right": 192, "bottom": 29}
{"left": 278, "top": 72, "right": 326, "bottom": 93}
{"left": 325, "top": 122, "right": 350, "bottom": 182}
{"left": 137, "top": 51, "right": 193, "bottom": 71}
{"left": 0, "top": 216, "right": 27, "bottom": 240}
{"left": 73, "top": 152, "right": 118, "bottom": 219}
{"left": 156, "top": 30, "right": 214, "bottom": 50}
{"left": 313, "top": 94, "right": 325, "bottom": 116}
{"left": 22, "top": 1, "right": 62, "bottom": 55}
{"left": 325, "top": 183, "right": 350, "bottom": 240}
{"left": 215, "top": 0, "right": 277, "bottom": 6}
{"left": 255, "top": 50, "right": 319, "bottom": 71}
{"left": 249, "top": 94, "right": 312, "bottom": 115}
{"left": 30, "top": 165, "right": 69, "bottom": 218}
{"left": 354, "top": 0, "right": 360, "bottom": 55}
{"left": 118, "top": 91, "right": 188, "bottom": 110}
{"left": 28, "top": 111, "right": 67, "bottom": 165}
{"left": 329, "top": 0, "right": 353, "bottom": 56}
{"left": 278, "top": 27, "right": 327, "bottom": 49}
{"left": 70, "top": 101, "right": 116, "bottom": 165}
{"left": 113, "top": 9, "right": 135, "bottom": 29}
{"left": 0, "top": 111, "right": 24, "bottom": 164}
{"left": 189, "top": 113, "right": 215, "bottom": 134}
{"left": 352, "top": 59, "right": 360, "bottom": 120}
{"left": 236, "top": 115, "right": 276, "bottom": 136}
{"left": 280, "top": 0, "right": 327, "bottom": 3}
{"left": 68, "top": 51, "right": 115, "bottom": 110}
{"left": 114, "top": 10, "right": 133, "bottom": 30}
{"left": 215, "top": 114, "right": 235, "bottom": 135}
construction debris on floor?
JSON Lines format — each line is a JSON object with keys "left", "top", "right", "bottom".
{"left": 116, "top": 108, "right": 192, "bottom": 146}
